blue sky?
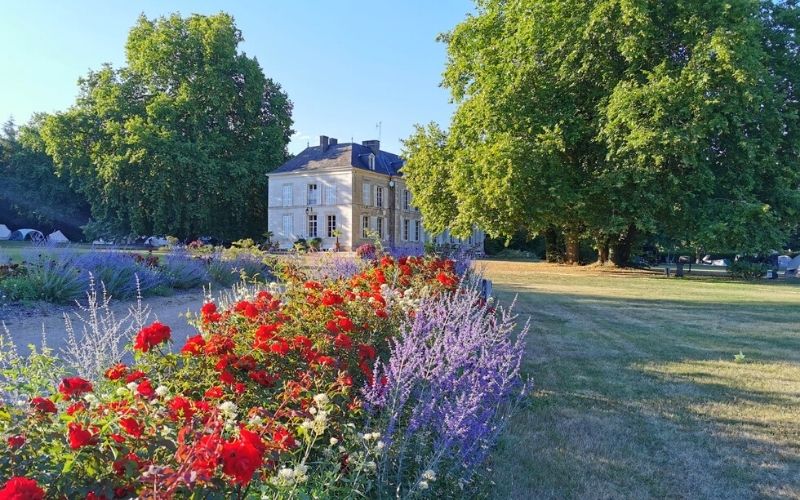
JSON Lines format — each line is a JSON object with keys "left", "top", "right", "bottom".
{"left": 0, "top": 1, "right": 474, "bottom": 154}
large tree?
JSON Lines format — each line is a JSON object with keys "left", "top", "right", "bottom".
{"left": 403, "top": 0, "right": 800, "bottom": 264}
{"left": 41, "top": 13, "right": 293, "bottom": 241}
{"left": 0, "top": 116, "right": 90, "bottom": 239}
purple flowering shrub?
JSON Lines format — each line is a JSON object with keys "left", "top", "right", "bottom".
{"left": 364, "top": 278, "right": 528, "bottom": 496}
{"left": 162, "top": 251, "right": 209, "bottom": 289}
{"left": 74, "top": 252, "right": 165, "bottom": 298}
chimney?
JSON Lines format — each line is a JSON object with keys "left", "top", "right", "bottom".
{"left": 320, "top": 135, "right": 329, "bottom": 151}
{"left": 329, "top": 138, "right": 338, "bottom": 147}
{"left": 362, "top": 139, "right": 380, "bottom": 155}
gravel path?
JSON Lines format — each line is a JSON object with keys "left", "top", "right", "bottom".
{"left": 1, "top": 290, "right": 207, "bottom": 356}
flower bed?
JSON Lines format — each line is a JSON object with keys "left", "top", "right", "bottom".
{"left": 0, "top": 254, "right": 527, "bottom": 498}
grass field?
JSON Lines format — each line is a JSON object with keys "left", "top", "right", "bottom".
{"left": 483, "top": 261, "right": 800, "bottom": 499}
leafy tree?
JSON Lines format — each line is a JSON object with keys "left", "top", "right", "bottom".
{"left": 41, "top": 13, "right": 293, "bottom": 241}
{"left": 0, "top": 116, "right": 90, "bottom": 240}
{"left": 403, "top": 0, "right": 800, "bottom": 265}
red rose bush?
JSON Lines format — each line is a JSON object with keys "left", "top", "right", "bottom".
{"left": 0, "top": 253, "right": 526, "bottom": 498}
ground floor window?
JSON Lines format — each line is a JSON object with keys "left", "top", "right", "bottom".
{"left": 282, "top": 214, "right": 293, "bottom": 237}
{"left": 362, "top": 214, "right": 370, "bottom": 238}
{"left": 307, "top": 214, "right": 317, "bottom": 238}
{"left": 402, "top": 219, "right": 410, "bottom": 241}
{"left": 414, "top": 220, "right": 421, "bottom": 242}
{"left": 327, "top": 215, "right": 337, "bottom": 237}
{"left": 376, "top": 217, "right": 384, "bottom": 239}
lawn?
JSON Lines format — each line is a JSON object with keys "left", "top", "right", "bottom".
{"left": 484, "top": 261, "right": 800, "bottom": 499}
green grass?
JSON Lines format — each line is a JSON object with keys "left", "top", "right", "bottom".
{"left": 483, "top": 261, "right": 800, "bottom": 499}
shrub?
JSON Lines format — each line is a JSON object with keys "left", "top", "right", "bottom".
{"left": 729, "top": 260, "right": 767, "bottom": 280}
{"left": 74, "top": 252, "right": 165, "bottom": 299}
{"left": 0, "top": 254, "right": 524, "bottom": 498}
{"left": 309, "top": 237, "right": 322, "bottom": 250}
{"left": 162, "top": 252, "right": 210, "bottom": 289}
{"left": 355, "top": 243, "right": 376, "bottom": 260}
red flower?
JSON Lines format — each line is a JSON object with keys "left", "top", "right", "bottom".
{"left": 30, "top": 397, "right": 57, "bottom": 414}
{"left": 136, "top": 379, "right": 155, "bottom": 398}
{"left": 67, "top": 422, "right": 96, "bottom": 449}
{"left": 133, "top": 321, "right": 171, "bottom": 352}
{"left": 249, "top": 370, "right": 277, "bottom": 387}
{"left": 58, "top": 377, "right": 93, "bottom": 398}
{"left": 220, "top": 437, "right": 263, "bottom": 486}
{"left": 112, "top": 452, "right": 145, "bottom": 476}
{"left": 358, "top": 344, "right": 377, "bottom": 361}
{"left": 201, "top": 302, "right": 217, "bottom": 316}
{"left": 334, "top": 333, "right": 353, "bottom": 349}
{"left": 337, "top": 316, "right": 354, "bottom": 332}
{"left": 325, "top": 320, "right": 340, "bottom": 334}
{"left": 205, "top": 386, "right": 224, "bottom": 399}
{"left": 0, "top": 477, "right": 44, "bottom": 499}
{"left": 269, "top": 339, "right": 290, "bottom": 356}
{"left": 254, "top": 324, "right": 279, "bottom": 350}
{"left": 7, "top": 435, "right": 25, "bottom": 449}
{"left": 181, "top": 335, "right": 206, "bottom": 355}
{"left": 168, "top": 396, "right": 194, "bottom": 423}
{"left": 272, "top": 427, "right": 297, "bottom": 450}
{"left": 205, "top": 334, "right": 235, "bottom": 355}
{"left": 235, "top": 300, "right": 259, "bottom": 319}
{"left": 375, "top": 308, "right": 389, "bottom": 319}
{"left": 66, "top": 402, "right": 87, "bottom": 416}
{"left": 119, "top": 417, "right": 144, "bottom": 438}
{"left": 315, "top": 355, "right": 336, "bottom": 367}
{"left": 436, "top": 271, "right": 457, "bottom": 288}
{"left": 124, "top": 370, "right": 147, "bottom": 383}
{"left": 104, "top": 363, "right": 128, "bottom": 380}
{"left": 292, "top": 335, "right": 312, "bottom": 350}
{"left": 321, "top": 290, "right": 343, "bottom": 306}
{"left": 86, "top": 492, "right": 108, "bottom": 500}
{"left": 219, "top": 370, "right": 235, "bottom": 384}
{"left": 304, "top": 280, "right": 323, "bottom": 290}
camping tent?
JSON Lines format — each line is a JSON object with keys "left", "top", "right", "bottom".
{"left": 9, "top": 229, "right": 45, "bottom": 244}
{"left": 0, "top": 224, "right": 10, "bottom": 240}
{"left": 48, "top": 230, "right": 70, "bottom": 244}
{"left": 787, "top": 254, "right": 800, "bottom": 272}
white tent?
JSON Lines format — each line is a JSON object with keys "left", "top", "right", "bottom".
{"left": 48, "top": 230, "right": 70, "bottom": 244}
{"left": 9, "top": 229, "right": 45, "bottom": 243}
{"left": 0, "top": 224, "right": 10, "bottom": 240}
{"left": 787, "top": 254, "right": 800, "bottom": 271}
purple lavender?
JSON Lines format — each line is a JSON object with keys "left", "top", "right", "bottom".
{"left": 364, "top": 280, "right": 528, "bottom": 495}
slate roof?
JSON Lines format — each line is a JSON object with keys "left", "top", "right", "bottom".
{"left": 271, "top": 143, "right": 404, "bottom": 177}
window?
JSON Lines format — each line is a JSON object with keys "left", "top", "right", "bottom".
{"left": 414, "top": 220, "right": 421, "bottom": 242}
{"left": 282, "top": 184, "right": 293, "bottom": 207}
{"left": 402, "top": 219, "right": 410, "bottom": 241}
{"left": 282, "top": 214, "right": 293, "bottom": 237}
{"left": 307, "top": 184, "right": 319, "bottom": 205}
{"left": 362, "top": 183, "right": 371, "bottom": 205}
{"left": 327, "top": 215, "right": 337, "bottom": 238}
{"left": 307, "top": 214, "right": 318, "bottom": 238}
{"left": 324, "top": 185, "right": 336, "bottom": 205}
{"left": 376, "top": 217, "right": 384, "bottom": 239}
{"left": 403, "top": 190, "right": 411, "bottom": 210}
{"left": 368, "top": 154, "right": 375, "bottom": 170}
{"left": 376, "top": 186, "right": 384, "bottom": 208}
{"left": 362, "top": 215, "right": 370, "bottom": 238}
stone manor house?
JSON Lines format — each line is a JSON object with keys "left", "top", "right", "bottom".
{"left": 266, "top": 136, "right": 485, "bottom": 252}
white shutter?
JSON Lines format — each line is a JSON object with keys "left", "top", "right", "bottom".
{"left": 325, "top": 185, "right": 336, "bottom": 205}
{"left": 282, "top": 184, "right": 292, "bottom": 207}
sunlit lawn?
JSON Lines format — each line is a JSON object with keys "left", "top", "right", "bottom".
{"left": 483, "top": 261, "right": 800, "bottom": 499}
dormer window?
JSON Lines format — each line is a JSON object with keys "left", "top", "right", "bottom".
{"left": 368, "top": 154, "right": 375, "bottom": 170}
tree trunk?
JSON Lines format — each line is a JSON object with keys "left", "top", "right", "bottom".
{"left": 564, "top": 231, "right": 580, "bottom": 265}
{"left": 544, "top": 226, "right": 563, "bottom": 263}
{"left": 597, "top": 237, "right": 610, "bottom": 265}
{"left": 610, "top": 224, "right": 637, "bottom": 267}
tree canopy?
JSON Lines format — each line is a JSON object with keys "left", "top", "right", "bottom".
{"left": 41, "top": 12, "right": 293, "bottom": 241}
{"left": 402, "top": 0, "right": 800, "bottom": 264}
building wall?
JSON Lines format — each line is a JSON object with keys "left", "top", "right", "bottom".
{"left": 267, "top": 169, "right": 354, "bottom": 250}
{"left": 268, "top": 167, "right": 485, "bottom": 253}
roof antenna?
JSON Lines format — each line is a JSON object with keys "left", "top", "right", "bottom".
{"left": 376, "top": 121, "right": 382, "bottom": 141}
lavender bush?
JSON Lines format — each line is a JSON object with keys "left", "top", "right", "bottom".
{"left": 162, "top": 251, "right": 209, "bottom": 289}
{"left": 74, "top": 251, "right": 165, "bottom": 298}
{"left": 364, "top": 280, "right": 528, "bottom": 497}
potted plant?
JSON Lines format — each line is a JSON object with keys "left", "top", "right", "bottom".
{"left": 332, "top": 229, "right": 342, "bottom": 252}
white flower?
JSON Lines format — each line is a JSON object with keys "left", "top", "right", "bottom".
{"left": 218, "top": 401, "right": 238, "bottom": 416}
{"left": 422, "top": 469, "right": 437, "bottom": 481}
{"left": 126, "top": 382, "right": 138, "bottom": 392}
{"left": 155, "top": 385, "right": 168, "bottom": 397}
{"left": 375, "top": 440, "right": 385, "bottom": 450}
{"left": 313, "top": 393, "right": 329, "bottom": 406}
{"left": 277, "top": 467, "right": 294, "bottom": 480}
{"left": 249, "top": 415, "right": 263, "bottom": 426}
{"left": 293, "top": 464, "right": 309, "bottom": 483}
{"left": 329, "top": 437, "right": 339, "bottom": 446}
{"left": 419, "top": 480, "right": 429, "bottom": 490}
{"left": 365, "top": 461, "right": 377, "bottom": 471}
{"left": 309, "top": 407, "right": 317, "bottom": 415}
{"left": 83, "top": 394, "right": 99, "bottom": 405}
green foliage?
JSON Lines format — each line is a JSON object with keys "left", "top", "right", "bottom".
{"left": 39, "top": 13, "right": 293, "bottom": 241}
{"left": 403, "top": 0, "right": 800, "bottom": 262}
{"left": 0, "top": 117, "right": 89, "bottom": 240}
{"left": 728, "top": 260, "right": 767, "bottom": 280}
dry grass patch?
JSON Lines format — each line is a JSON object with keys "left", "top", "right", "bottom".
{"left": 482, "top": 260, "right": 800, "bottom": 499}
